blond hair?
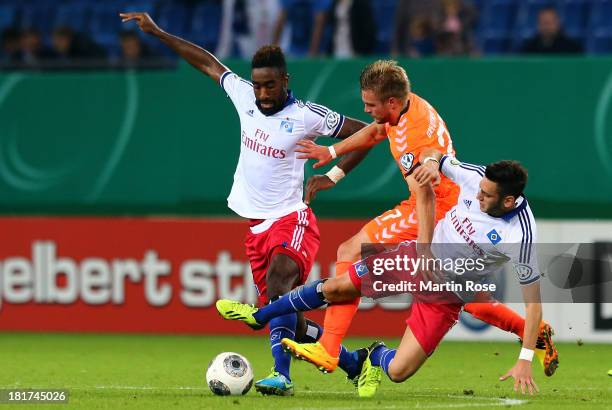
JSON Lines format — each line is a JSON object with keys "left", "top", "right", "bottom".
{"left": 360, "top": 60, "right": 411, "bottom": 102}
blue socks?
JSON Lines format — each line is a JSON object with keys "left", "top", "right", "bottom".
{"left": 269, "top": 313, "right": 297, "bottom": 381}
{"left": 292, "top": 319, "right": 360, "bottom": 379}
{"left": 370, "top": 345, "right": 397, "bottom": 377}
{"left": 338, "top": 345, "right": 361, "bottom": 379}
{"left": 267, "top": 312, "right": 360, "bottom": 381}
{"left": 254, "top": 280, "right": 326, "bottom": 324}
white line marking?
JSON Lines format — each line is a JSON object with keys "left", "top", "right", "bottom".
{"left": 295, "top": 392, "right": 528, "bottom": 409}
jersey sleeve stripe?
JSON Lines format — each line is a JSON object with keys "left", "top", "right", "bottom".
{"left": 520, "top": 275, "right": 540, "bottom": 286}
{"left": 220, "top": 70, "right": 232, "bottom": 90}
{"left": 460, "top": 162, "right": 486, "bottom": 172}
{"left": 440, "top": 155, "right": 450, "bottom": 168}
{"left": 239, "top": 79, "right": 253, "bottom": 87}
{"left": 526, "top": 210, "right": 533, "bottom": 263}
{"left": 309, "top": 102, "right": 330, "bottom": 114}
{"left": 307, "top": 106, "right": 325, "bottom": 117}
{"left": 518, "top": 210, "right": 533, "bottom": 264}
{"left": 459, "top": 163, "right": 485, "bottom": 176}
{"left": 306, "top": 102, "right": 326, "bottom": 117}
{"left": 518, "top": 210, "right": 527, "bottom": 263}
{"left": 526, "top": 210, "right": 534, "bottom": 262}
{"left": 331, "top": 114, "right": 346, "bottom": 138}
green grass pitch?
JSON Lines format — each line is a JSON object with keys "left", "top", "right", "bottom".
{"left": 0, "top": 333, "right": 610, "bottom": 409}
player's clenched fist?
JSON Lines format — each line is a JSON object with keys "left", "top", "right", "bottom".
{"left": 119, "top": 12, "right": 161, "bottom": 35}
{"left": 413, "top": 161, "right": 441, "bottom": 187}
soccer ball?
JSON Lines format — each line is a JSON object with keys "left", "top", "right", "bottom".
{"left": 206, "top": 352, "right": 253, "bottom": 396}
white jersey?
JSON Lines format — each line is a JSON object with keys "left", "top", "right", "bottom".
{"left": 220, "top": 71, "right": 346, "bottom": 219}
{"left": 432, "top": 156, "right": 540, "bottom": 294}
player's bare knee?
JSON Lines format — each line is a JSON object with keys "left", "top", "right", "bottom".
{"left": 337, "top": 234, "right": 363, "bottom": 262}
{"left": 321, "top": 277, "right": 343, "bottom": 302}
{"left": 337, "top": 239, "right": 355, "bottom": 262}
{"left": 387, "top": 364, "right": 416, "bottom": 383}
{"left": 388, "top": 371, "right": 410, "bottom": 383}
{"left": 322, "top": 275, "right": 359, "bottom": 302}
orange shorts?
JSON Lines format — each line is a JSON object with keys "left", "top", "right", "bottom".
{"left": 363, "top": 194, "right": 458, "bottom": 244}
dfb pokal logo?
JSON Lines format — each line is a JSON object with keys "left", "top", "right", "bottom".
{"left": 400, "top": 153, "right": 415, "bottom": 173}
{"left": 514, "top": 263, "right": 533, "bottom": 281}
{"left": 325, "top": 111, "right": 340, "bottom": 129}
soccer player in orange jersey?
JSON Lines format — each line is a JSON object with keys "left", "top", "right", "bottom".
{"left": 291, "top": 60, "right": 557, "bottom": 375}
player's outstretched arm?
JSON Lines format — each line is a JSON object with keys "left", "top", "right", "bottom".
{"left": 500, "top": 283, "right": 542, "bottom": 395}
{"left": 296, "top": 122, "right": 386, "bottom": 168}
{"left": 119, "top": 12, "right": 228, "bottom": 83}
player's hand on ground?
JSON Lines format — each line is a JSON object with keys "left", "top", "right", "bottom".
{"left": 119, "top": 12, "right": 161, "bottom": 35}
{"left": 499, "top": 360, "right": 539, "bottom": 395}
{"left": 296, "top": 140, "right": 332, "bottom": 168}
{"left": 305, "top": 175, "right": 335, "bottom": 204}
{"left": 413, "top": 162, "right": 440, "bottom": 187}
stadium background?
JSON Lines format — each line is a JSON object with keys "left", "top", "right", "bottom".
{"left": 0, "top": 2, "right": 612, "bottom": 405}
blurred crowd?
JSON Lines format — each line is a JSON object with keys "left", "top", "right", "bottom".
{"left": 0, "top": 26, "right": 158, "bottom": 67}
{"left": 0, "top": 0, "right": 604, "bottom": 69}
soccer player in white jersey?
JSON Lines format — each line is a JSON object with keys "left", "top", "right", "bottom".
{"left": 355, "top": 150, "right": 543, "bottom": 397}
{"left": 119, "top": 12, "right": 370, "bottom": 396}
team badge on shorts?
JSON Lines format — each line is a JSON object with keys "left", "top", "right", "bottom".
{"left": 354, "top": 261, "right": 369, "bottom": 277}
{"left": 400, "top": 153, "right": 415, "bottom": 173}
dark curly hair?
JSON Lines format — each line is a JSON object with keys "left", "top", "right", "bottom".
{"left": 251, "top": 45, "right": 287, "bottom": 74}
{"left": 485, "top": 160, "right": 528, "bottom": 198}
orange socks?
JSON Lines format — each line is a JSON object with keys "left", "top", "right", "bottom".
{"left": 318, "top": 261, "right": 360, "bottom": 357}
{"left": 464, "top": 301, "right": 526, "bottom": 339}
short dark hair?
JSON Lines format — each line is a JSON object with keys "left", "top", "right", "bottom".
{"left": 251, "top": 45, "right": 286, "bottom": 74}
{"left": 485, "top": 160, "right": 528, "bottom": 198}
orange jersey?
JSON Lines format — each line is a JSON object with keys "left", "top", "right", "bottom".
{"left": 385, "top": 92, "right": 458, "bottom": 205}
{"left": 364, "top": 93, "right": 460, "bottom": 243}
